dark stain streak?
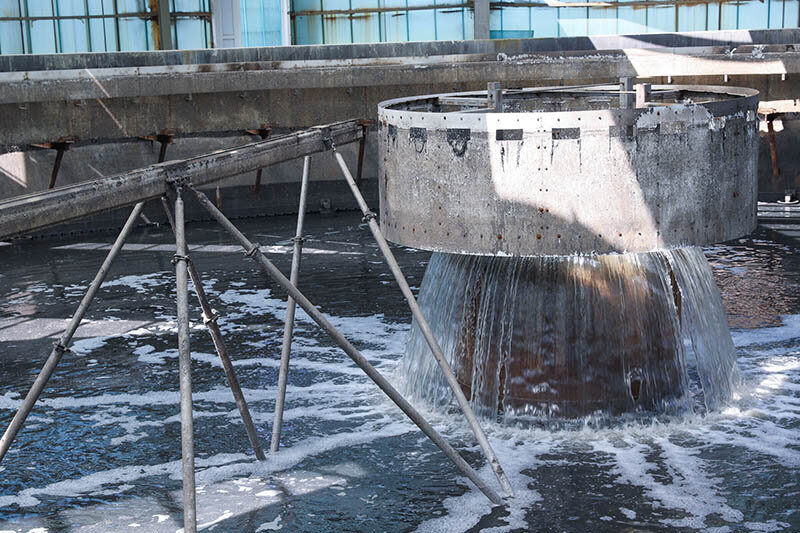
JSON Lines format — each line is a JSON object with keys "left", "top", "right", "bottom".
{"left": 446, "top": 128, "right": 470, "bottom": 157}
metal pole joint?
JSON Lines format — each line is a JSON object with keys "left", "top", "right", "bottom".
{"left": 202, "top": 310, "right": 220, "bottom": 325}
{"left": 244, "top": 243, "right": 262, "bottom": 258}
{"left": 172, "top": 254, "right": 191, "bottom": 265}
{"left": 362, "top": 211, "right": 378, "bottom": 224}
{"left": 291, "top": 235, "right": 306, "bottom": 245}
{"left": 167, "top": 176, "right": 193, "bottom": 190}
{"left": 316, "top": 126, "right": 335, "bottom": 151}
{"left": 246, "top": 125, "right": 273, "bottom": 140}
{"left": 52, "top": 341, "right": 70, "bottom": 354}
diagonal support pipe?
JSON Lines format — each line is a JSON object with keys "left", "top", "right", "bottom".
{"left": 271, "top": 155, "right": 311, "bottom": 453}
{"left": 0, "top": 120, "right": 364, "bottom": 240}
{"left": 332, "top": 149, "right": 515, "bottom": 498}
{"left": 160, "top": 196, "right": 266, "bottom": 461}
{"left": 173, "top": 187, "right": 197, "bottom": 533}
{"left": 0, "top": 201, "right": 145, "bottom": 464}
{"left": 190, "top": 187, "right": 504, "bottom": 506}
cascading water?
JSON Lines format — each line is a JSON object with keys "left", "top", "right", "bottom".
{"left": 379, "top": 84, "right": 758, "bottom": 423}
{"left": 402, "top": 247, "right": 740, "bottom": 422}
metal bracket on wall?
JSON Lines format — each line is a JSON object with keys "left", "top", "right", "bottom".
{"left": 156, "top": 133, "right": 175, "bottom": 164}
{"left": 355, "top": 119, "right": 375, "bottom": 187}
{"left": 760, "top": 108, "right": 799, "bottom": 204}
{"left": 249, "top": 125, "right": 274, "bottom": 196}
{"left": 139, "top": 131, "right": 176, "bottom": 164}
{"left": 30, "top": 139, "right": 76, "bottom": 190}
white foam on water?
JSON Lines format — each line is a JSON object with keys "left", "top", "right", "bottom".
{"left": 408, "top": 320, "right": 800, "bottom": 532}
{"left": 194, "top": 509, "right": 233, "bottom": 531}
{"left": 231, "top": 354, "right": 373, "bottom": 377}
{"left": 217, "top": 288, "right": 283, "bottom": 320}
{"left": 0, "top": 453, "right": 254, "bottom": 510}
{"left": 414, "top": 436, "right": 545, "bottom": 533}
{"left": 0, "top": 377, "right": 375, "bottom": 413}
{"left": 69, "top": 336, "right": 110, "bottom": 355}
{"left": 731, "top": 315, "right": 800, "bottom": 347}
{"left": 273, "top": 471, "right": 346, "bottom": 496}
{"left": 744, "top": 521, "right": 792, "bottom": 532}
{"left": 3, "top": 247, "right": 799, "bottom": 532}
{"left": 255, "top": 516, "right": 282, "bottom": 531}
{"left": 133, "top": 345, "right": 220, "bottom": 367}
{"left": 103, "top": 273, "right": 169, "bottom": 292}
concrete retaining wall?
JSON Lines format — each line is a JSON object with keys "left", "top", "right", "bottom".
{"left": 2, "top": 28, "right": 800, "bottom": 237}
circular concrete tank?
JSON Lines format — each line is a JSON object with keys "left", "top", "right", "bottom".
{"left": 385, "top": 85, "right": 757, "bottom": 420}
{"left": 378, "top": 85, "right": 759, "bottom": 256}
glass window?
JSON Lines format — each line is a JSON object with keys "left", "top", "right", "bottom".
{"left": 588, "top": 7, "right": 617, "bottom": 36}
{"left": 1, "top": 0, "right": 211, "bottom": 54}
{"left": 242, "top": 0, "right": 282, "bottom": 46}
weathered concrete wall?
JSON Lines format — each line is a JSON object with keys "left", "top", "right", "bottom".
{"left": 2, "top": 27, "right": 800, "bottom": 154}
{"left": 3, "top": 28, "right": 799, "bottom": 72}
{"left": 3, "top": 77, "right": 794, "bottom": 202}
{"left": 2, "top": 47, "right": 799, "bottom": 149}
{"left": 2, "top": 28, "right": 800, "bottom": 234}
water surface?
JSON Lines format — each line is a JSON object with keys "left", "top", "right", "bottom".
{"left": 0, "top": 213, "right": 798, "bottom": 532}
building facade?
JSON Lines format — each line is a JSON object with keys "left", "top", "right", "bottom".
{"left": 0, "top": 0, "right": 798, "bottom": 55}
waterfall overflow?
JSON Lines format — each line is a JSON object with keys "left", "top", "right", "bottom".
{"left": 402, "top": 248, "right": 740, "bottom": 421}
{"left": 379, "top": 83, "right": 759, "bottom": 420}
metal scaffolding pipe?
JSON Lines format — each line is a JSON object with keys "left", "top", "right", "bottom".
{"left": 0, "top": 202, "right": 145, "bottom": 464}
{"left": 173, "top": 189, "right": 197, "bottom": 533}
{"left": 271, "top": 155, "right": 311, "bottom": 453}
{"left": 160, "top": 196, "right": 266, "bottom": 461}
{"left": 190, "top": 187, "right": 504, "bottom": 506}
{"left": 332, "top": 150, "right": 515, "bottom": 498}
{"left": 0, "top": 120, "right": 363, "bottom": 240}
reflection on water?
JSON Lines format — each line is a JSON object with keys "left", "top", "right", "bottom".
{"left": 0, "top": 216, "right": 798, "bottom": 532}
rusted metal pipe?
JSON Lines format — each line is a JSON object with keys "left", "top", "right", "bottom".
{"left": 252, "top": 168, "right": 265, "bottom": 196}
{"left": 173, "top": 188, "right": 197, "bottom": 533}
{"left": 0, "top": 11, "right": 210, "bottom": 23}
{"left": 156, "top": 133, "right": 173, "bottom": 164}
{"left": 154, "top": 0, "right": 173, "bottom": 50}
{"left": 333, "top": 150, "right": 514, "bottom": 498}
{"left": 767, "top": 117, "right": 781, "bottom": 184}
{"left": 0, "top": 120, "right": 364, "bottom": 240}
{"left": 291, "top": 2, "right": 469, "bottom": 16}
{"left": 190, "top": 187, "right": 504, "bottom": 506}
{"left": 271, "top": 155, "right": 311, "bottom": 453}
{"left": 289, "top": 0, "right": 744, "bottom": 16}
{"left": 47, "top": 143, "right": 69, "bottom": 190}
{"left": 160, "top": 196, "right": 266, "bottom": 461}
{"left": 251, "top": 127, "right": 272, "bottom": 196}
{"left": 0, "top": 202, "right": 145, "bottom": 464}
{"left": 355, "top": 124, "right": 368, "bottom": 188}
